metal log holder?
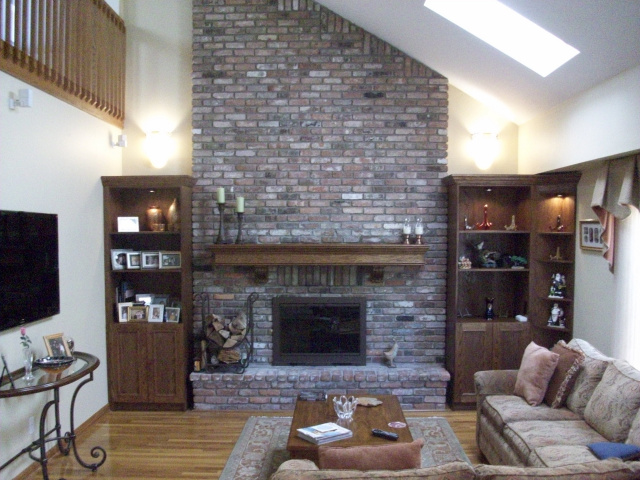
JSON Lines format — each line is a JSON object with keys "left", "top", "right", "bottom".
{"left": 194, "top": 292, "right": 257, "bottom": 374}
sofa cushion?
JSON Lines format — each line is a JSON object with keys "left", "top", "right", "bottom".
{"left": 482, "top": 395, "right": 579, "bottom": 433}
{"left": 565, "top": 338, "right": 611, "bottom": 416}
{"left": 502, "top": 420, "right": 607, "bottom": 464}
{"left": 528, "top": 445, "right": 599, "bottom": 467}
{"left": 544, "top": 341, "right": 584, "bottom": 408}
{"left": 318, "top": 438, "right": 424, "bottom": 471}
{"left": 514, "top": 342, "right": 559, "bottom": 406}
{"left": 270, "top": 460, "right": 476, "bottom": 480}
{"left": 627, "top": 408, "right": 640, "bottom": 446}
{"left": 474, "top": 458, "right": 640, "bottom": 480}
{"left": 584, "top": 360, "right": 640, "bottom": 442}
{"left": 588, "top": 442, "right": 640, "bottom": 460}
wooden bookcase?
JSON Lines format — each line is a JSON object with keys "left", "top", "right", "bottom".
{"left": 444, "top": 173, "right": 580, "bottom": 408}
{"left": 101, "top": 176, "right": 194, "bottom": 410}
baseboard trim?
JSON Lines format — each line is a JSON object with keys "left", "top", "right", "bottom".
{"left": 12, "top": 403, "right": 110, "bottom": 480}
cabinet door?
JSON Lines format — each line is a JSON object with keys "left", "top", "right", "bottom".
{"left": 147, "top": 325, "right": 185, "bottom": 405}
{"left": 109, "top": 324, "right": 148, "bottom": 403}
{"left": 492, "top": 322, "right": 530, "bottom": 370}
{"left": 453, "top": 322, "right": 493, "bottom": 405}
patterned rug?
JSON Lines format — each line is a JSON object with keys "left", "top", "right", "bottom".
{"left": 219, "top": 416, "right": 470, "bottom": 480}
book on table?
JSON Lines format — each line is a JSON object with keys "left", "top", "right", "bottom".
{"left": 296, "top": 422, "right": 353, "bottom": 445}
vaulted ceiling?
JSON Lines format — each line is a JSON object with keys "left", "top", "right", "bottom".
{"left": 315, "top": 0, "right": 640, "bottom": 125}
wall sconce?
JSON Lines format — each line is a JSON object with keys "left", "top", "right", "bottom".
{"left": 470, "top": 132, "right": 499, "bottom": 170}
{"left": 144, "top": 130, "right": 172, "bottom": 168}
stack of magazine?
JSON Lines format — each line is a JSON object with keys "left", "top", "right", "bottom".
{"left": 296, "top": 422, "right": 353, "bottom": 445}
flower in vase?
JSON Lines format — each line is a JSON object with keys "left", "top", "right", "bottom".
{"left": 20, "top": 327, "right": 32, "bottom": 349}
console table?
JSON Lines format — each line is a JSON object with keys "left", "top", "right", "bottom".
{"left": 0, "top": 352, "right": 106, "bottom": 480}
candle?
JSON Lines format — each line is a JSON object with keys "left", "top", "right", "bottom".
{"left": 236, "top": 196, "right": 244, "bottom": 213}
{"left": 217, "top": 187, "right": 225, "bottom": 204}
{"left": 415, "top": 218, "right": 424, "bottom": 235}
{"left": 403, "top": 218, "right": 411, "bottom": 235}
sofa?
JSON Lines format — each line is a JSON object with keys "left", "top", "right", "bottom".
{"left": 270, "top": 338, "right": 640, "bottom": 479}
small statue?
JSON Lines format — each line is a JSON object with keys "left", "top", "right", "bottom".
{"left": 505, "top": 215, "right": 517, "bottom": 231}
{"left": 549, "top": 247, "right": 563, "bottom": 261}
{"left": 475, "top": 204, "right": 493, "bottom": 230}
{"left": 473, "top": 241, "right": 500, "bottom": 268}
{"left": 485, "top": 297, "right": 495, "bottom": 320}
{"left": 550, "top": 215, "right": 564, "bottom": 231}
{"left": 549, "top": 273, "right": 567, "bottom": 298}
{"left": 548, "top": 303, "right": 560, "bottom": 326}
{"left": 463, "top": 216, "right": 473, "bottom": 230}
{"left": 384, "top": 342, "right": 399, "bottom": 368}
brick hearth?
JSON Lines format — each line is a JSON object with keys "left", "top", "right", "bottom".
{"left": 190, "top": 364, "right": 449, "bottom": 411}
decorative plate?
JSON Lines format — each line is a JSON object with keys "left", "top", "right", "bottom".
{"left": 356, "top": 397, "right": 383, "bottom": 407}
{"left": 34, "top": 356, "right": 75, "bottom": 374}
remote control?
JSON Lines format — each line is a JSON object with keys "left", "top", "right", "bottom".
{"left": 372, "top": 428, "right": 399, "bottom": 441}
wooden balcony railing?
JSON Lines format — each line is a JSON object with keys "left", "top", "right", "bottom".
{"left": 0, "top": 0, "right": 125, "bottom": 127}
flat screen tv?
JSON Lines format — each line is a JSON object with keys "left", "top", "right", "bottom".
{"left": 0, "top": 210, "right": 60, "bottom": 332}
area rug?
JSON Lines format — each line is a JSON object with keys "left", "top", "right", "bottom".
{"left": 220, "top": 416, "right": 470, "bottom": 480}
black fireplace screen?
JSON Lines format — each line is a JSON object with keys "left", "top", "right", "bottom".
{"left": 272, "top": 296, "right": 367, "bottom": 366}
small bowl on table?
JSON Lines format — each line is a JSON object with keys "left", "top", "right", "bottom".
{"left": 34, "top": 356, "right": 75, "bottom": 375}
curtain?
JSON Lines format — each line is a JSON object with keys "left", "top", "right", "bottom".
{"left": 591, "top": 154, "right": 640, "bottom": 271}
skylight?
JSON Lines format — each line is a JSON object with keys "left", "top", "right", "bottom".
{"left": 423, "top": 0, "right": 579, "bottom": 77}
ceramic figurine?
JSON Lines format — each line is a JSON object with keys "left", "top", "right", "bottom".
{"left": 485, "top": 297, "right": 495, "bottom": 320}
{"left": 475, "top": 204, "right": 493, "bottom": 230}
{"left": 384, "top": 342, "right": 398, "bottom": 368}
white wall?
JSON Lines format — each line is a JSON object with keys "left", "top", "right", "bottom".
{"left": 448, "top": 85, "right": 519, "bottom": 174}
{"left": 518, "top": 66, "right": 640, "bottom": 174}
{"left": 121, "top": 0, "right": 193, "bottom": 175}
{"left": 0, "top": 72, "right": 120, "bottom": 478}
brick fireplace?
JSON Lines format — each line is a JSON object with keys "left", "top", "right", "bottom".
{"left": 190, "top": 0, "right": 449, "bottom": 410}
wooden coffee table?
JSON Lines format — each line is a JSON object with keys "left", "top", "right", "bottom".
{"left": 287, "top": 394, "right": 413, "bottom": 462}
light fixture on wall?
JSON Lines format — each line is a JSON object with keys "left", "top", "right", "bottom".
{"left": 144, "top": 130, "right": 172, "bottom": 168}
{"left": 470, "top": 132, "right": 499, "bottom": 170}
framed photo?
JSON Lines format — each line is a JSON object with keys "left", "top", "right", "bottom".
{"left": 126, "top": 251, "right": 141, "bottom": 269}
{"left": 149, "top": 304, "right": 165, "bottom": 323}
{"left": 152, "top": 295, "right": 170, "bottom": 306}
{"left": 135, "top": 293, "right": 153, "bottom": 305}
{"left": 43, "top": 333, "right": 72, "bottom": 357}
{"left": 117, "top": 302, "right": 133, "bottom": 322}
{"left": 111, "top": 249, "right": 132, "bottom": 270}
{"left": 159, "top": 251, "right": 181, "bottom": 269}
{"left": 128, "top": 305, "right": 149, "bottom": 322}
{"left": 580, "top": 220, "right": 604, "bottom": 250}
{"left": 165, "top": 307, "right": 181, "bottom": 323}
{"left": 117, "top": 216, "right": 140, "bottom": 232}
{"left": 141, "top": 251, "right": 160, "bottom": 269}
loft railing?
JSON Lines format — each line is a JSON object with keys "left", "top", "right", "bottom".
{"left": 0, "top": 0, "right": 125, "bottom": 127}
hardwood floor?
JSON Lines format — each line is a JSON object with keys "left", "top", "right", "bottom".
{"left": 16, "top": 408, "right": 479, "bottom": 480}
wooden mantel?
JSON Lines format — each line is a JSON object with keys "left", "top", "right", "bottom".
{"left": 210, "top": 243, "right": 429, "bottom": 268}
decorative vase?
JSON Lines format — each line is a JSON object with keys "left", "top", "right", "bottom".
{"left": 23, "top": 347, "right": 34, "bottom": 381}
{"left": 167, "top": 198, "right": 180, "bottom": 232}
{"left": 146, "top": 205, "right": 165, "bottom": 231}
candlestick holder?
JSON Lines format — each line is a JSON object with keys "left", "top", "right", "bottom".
{"left": 215, "top": 203, "right": 226, "bottom": 244}
{"left": 235, "top": 212, "right": 244, "bottom": 244}
{"left": 415, "top": 234, "right": 423, "bottom": 245}
{"left": 403, "top": 233, "right": 411, "bottom": 245}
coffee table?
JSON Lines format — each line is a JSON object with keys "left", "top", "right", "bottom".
{"left": 287, "top": 394, "right": 413, "bottom": 462}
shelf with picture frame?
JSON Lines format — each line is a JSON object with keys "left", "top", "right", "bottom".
{"left": 102, "top": 176, "right": 193, "bottom": 411}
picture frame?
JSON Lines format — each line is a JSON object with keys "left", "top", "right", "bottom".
{"left": 149, "top": 304, "right": 165, "bottom": 323}
{"left": 135, "top": 293, "right": 153, "bottom": 305}
{"left": 580, "top": 219, "right": 604, "bottom": 250}
{"left": 111, "top": 249, "right": 132, "bottom": 270}
{"left": 117, "top": 302, "right": 133, "bottom": 322}
{"left": 141, "top": 251, "right": 160, "bottom": 269}
{"left": 127, "top": 305, "right": 149, "bottom": 322}
{"left": 165, "top": 307, "right": 181, "bottom": 323}
{"left": 117, "top": 216, "right": 140, "bottom": 232}
{"left": 159, "top": 251, "right": 181, "bottom": 269}
{"left": 152, "top": 294, "right": 170, "bottom": 306}
{"left": 43, "top": 333, "right": 72, "bottom": 357}
{"left": 126, "top": 251, "right": 141, "bottom": 269}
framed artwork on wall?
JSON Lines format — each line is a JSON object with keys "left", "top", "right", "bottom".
{"left": 580, "top": 220, "right": 604, "bottom": 250}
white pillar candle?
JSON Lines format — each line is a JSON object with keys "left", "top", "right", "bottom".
{"left": 217, "top": 187, "right": 225, "bottom": 204}
{"left": 236, "top": 196, "right": 244, "bottom": 213}
{"left": 403, "top": 218, "right": 411, "bottom": 235}
{"left": 415, "top": 224, "right": 424, "bottom": 235}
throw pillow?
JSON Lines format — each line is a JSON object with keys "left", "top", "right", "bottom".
{"left": 514, "top": 341, "right": 560, "bottom": 406}
{"left": 544, "top": 340, "right": 585, "bottom": 408}
{"left": 318, "top": 438, "right": 424, "bottom": 470}
{"left": 565, "top": 339, "right": 611, "bottom": 416}
{"left": 584, "top": 360, "right": 640, "bottom": 442}
{"left": 588, "top": 442, "right": 640, "bottom": 461}
{"left": 626, "top": 408, "right": 640, "bottom": 446}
